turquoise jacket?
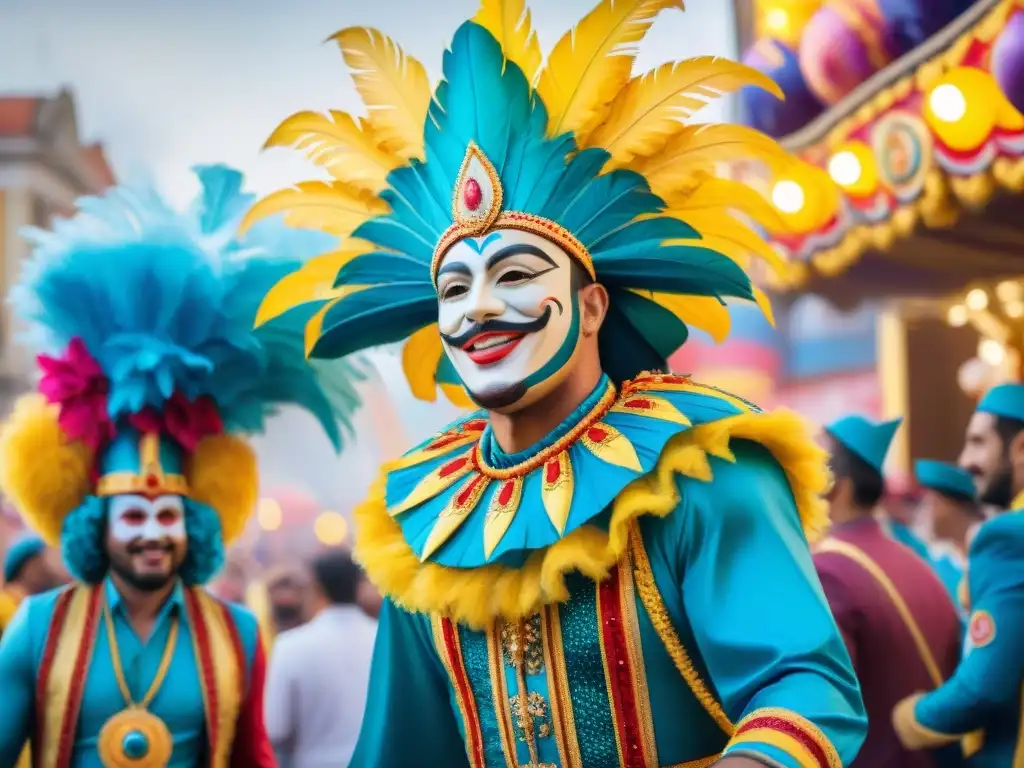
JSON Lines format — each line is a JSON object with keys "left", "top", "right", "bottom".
{"left": 351, "top": 375, "right": 867, "bottom": 767}
{"left": 0, "top": 578, "right": 260, "bottom": 767}
{"left": 897, "top": 510, "right": 1024, "bottom": 766}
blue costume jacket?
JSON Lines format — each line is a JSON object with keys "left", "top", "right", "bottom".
{"left": 894, "top": 508, "right": 1024, "bottom": 766}
{"left": 351, "top": 375, "right": 867, "bottom": 767}
{"left": 0, "top": 578, "right": 272, "bottom": 768}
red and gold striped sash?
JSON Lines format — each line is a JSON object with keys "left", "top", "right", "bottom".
{"left": 34, "top": 584, "right": 245, "bottom": 768}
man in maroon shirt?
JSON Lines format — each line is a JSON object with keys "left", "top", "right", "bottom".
{"left": 815, "top": 415, "right": 963, "bottom": 768}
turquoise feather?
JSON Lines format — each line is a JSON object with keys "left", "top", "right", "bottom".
{"left": 15, "top": 165, "right": 360, "bottom": 450}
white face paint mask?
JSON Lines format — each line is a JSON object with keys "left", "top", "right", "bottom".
{"left": 108, "top": 494, "right": 187, "bottom": 545}
{"left": 436, "top": 229, "right": 582, "bottom": 411}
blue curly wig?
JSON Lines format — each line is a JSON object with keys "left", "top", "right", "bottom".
{"left": 61, "top": 496, "right": 225, "bottom": 586}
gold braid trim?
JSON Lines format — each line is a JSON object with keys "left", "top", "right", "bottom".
{"left": 628, "top": 523, "right": 733, "bottom": 734}
{"left": 353, "top": 409, "right": 830, "bottom": 629}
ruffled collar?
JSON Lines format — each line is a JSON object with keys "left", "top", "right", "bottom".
{"left": 382, "top": 372, "right": 758, "bottom": 569}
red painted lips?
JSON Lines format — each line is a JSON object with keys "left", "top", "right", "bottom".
{"left": 461, "top": 331, "right": 525, "bottom": 365}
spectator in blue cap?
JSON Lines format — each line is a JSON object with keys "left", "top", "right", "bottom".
{"left": 0, "top": 534, "right": 63, "bottom": 638}
{"left": 895, "top": 383, "right": 1024, "bottom": 764}
{"left": 959, "top": 383, "right": 1024, "bottom": 509}
{"left": 914, "top": 459, "right": 983, "bottom": 611}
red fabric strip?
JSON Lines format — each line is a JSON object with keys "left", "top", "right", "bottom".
{"left": 598, "top": 567, "right": 647, "bottom": 768}
{"left": 58, "top": 585, "right": 102, "bottom": 768}
{"left": 736, "top": 714, "right": 830, "bottom": 768}
{"left": 441, "top": 618, "right": 485, "bottom": 768}
{"left": 186, "top": 589, "right": 221, "bottom": 753}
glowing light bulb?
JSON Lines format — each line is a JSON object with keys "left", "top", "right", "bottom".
{"left": 947, "top": 304, "right": 968, "bottom": 327}
{"left": 966, "top": 288, "right": 989, "bottom": 311}
{"left": 828, "top": 151, "right": 863, "bottom": 187}
{"left": 1006, "top": 301, "right": 1024, "bottom": 319}
{"left": 257, "top": 498, "right": 282, "bottom": 531}
{"left": 314, "top": 511, "right": 348, "bottom": 546}
{"left": 765, "top": 8, "right": 789, "bottom": 34}
{"left": 979, "top": 339, "right": 1006, "bottom": 366}
{"left": 997, "top": 280, "right": 1022, "bottom": 303}
{"left": 930, "top": 84, "right": 967, "bottom": 123}
{"left": 771, "top": 180, "right": 805, "bottom": 213}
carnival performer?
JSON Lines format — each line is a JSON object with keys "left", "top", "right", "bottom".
{"left": 0, "top": 165, "right": 358, "bottom": 768}
{"left": 914, "top": 459, "right": 983, "bottom": 610}
{"left": 816, "top": 415, "right": 961, "bottom": 768}
{"left": 247, "top": 2, "right": 868, "bottom": 765}
{"left": 895, "top": 384, "right": 1024, "bottom": 766}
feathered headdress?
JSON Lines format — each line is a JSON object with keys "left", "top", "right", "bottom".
{"left": 0, "top": 165, "right": 362, "bottom": 548}
{"left": 244, "top": 0, "right": 790, "bottom": 398}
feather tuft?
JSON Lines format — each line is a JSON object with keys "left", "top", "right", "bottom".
{"left": 264, "top": 110, "right": 400, "bottom": 193}
{"left": 239, "top": 181, "right": 390, "bottom": 237}
{"left": 535, "top": 0, "right": 683, "bottom": 139}
{"left": 628, "top": 123, "right": 790, "bottom": 192}
{"left": 584, "top": 56, "right": 784, "bottom": 165}
{"left": 330, "top": 27, "right": 433, "bottom": 162}
{"left": 472, "top": 0, "right": 543, "bottom": 86}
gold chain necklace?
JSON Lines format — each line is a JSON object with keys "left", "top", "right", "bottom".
{"left": 97, "top": 597, "right": 178, "bottom": 767}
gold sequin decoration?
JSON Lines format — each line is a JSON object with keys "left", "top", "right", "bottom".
{"left": 510, "top": 691, "right": 554, "bottom": 743}
{"left": 501, "top": 615, "right": 544, "bottom": 677}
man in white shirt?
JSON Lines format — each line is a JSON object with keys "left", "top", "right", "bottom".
{"left": 265, "top": 549, "right": 377, "bottom": 767}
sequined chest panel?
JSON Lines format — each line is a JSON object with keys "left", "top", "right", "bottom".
{"left": 430, "top": 545, "right": 729, "bottom": 768}
{"left": 431, "top": 562, "right": 652, "bottom": 768}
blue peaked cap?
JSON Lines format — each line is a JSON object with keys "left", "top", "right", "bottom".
{"left": 977, "top": 383, "right": 1024, "bottom": 422}
{"left": 3, "top": 535, "right": 46, "bottom": 582}
{"left": 826, "top": 415, "right": 902, "bottom": 473}
{"left": 914, "top": 459, "right": 976, "bottom": 500}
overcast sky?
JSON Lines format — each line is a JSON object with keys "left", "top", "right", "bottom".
{"left": 0, "top": 0, "right": 739, "bottom": 508}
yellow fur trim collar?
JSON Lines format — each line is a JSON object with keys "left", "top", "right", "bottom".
{"left": 354, "top": 408, "right": 830, "bottom": 629}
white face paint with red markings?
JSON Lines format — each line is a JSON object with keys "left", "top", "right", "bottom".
{"left": 108, "top": 494, "right": 186, "bottom": 544}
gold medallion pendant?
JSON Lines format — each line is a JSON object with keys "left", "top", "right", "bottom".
{"left": 98, "top": 707, "right": 173, "bottom": 767}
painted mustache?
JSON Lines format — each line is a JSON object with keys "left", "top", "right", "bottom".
{"left": 440, "top": 305, "right": 552, "bottom": 350}
{"left": 127, "top": 540, "right": 176, "bottom": 555}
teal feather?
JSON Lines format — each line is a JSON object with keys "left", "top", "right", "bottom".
{"left": 590, "top": 216, "right": 698, "bottom": 254}
{"left": 335, "top": 251, "right": 431, "bottom": 285}
{"left": 311, "top": 283, "right": 436, "bottom": 359}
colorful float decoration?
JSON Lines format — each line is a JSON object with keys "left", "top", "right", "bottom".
{"left": 739, "top": 0, "right": 1024, "bottom": 289}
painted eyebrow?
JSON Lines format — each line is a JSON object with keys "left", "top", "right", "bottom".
{"left": 437, "top": 262, "right": 472, "bottom": 278}
{"left": 485, "top": 243, "right": 558, "bottom": 271}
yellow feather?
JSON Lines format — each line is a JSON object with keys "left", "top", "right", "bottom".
{"left": 636, "top": 290, "right": 732, "bottom": 342}
{"left": 441, "top": 384, "right": 475, "bottom": 410}
{"left": 627, "top": 123, "right": 790, "bottom": 183}
{"left": 660, "top": 176, "right": 788, "bottom": 234}
{"left": 535, "top": 0, "right": 683, "bottom": 138}
{"left": 255, "top": 243, "right": 372, "bottom": 327}
{"left": 330, "top": 27, "right": 432, "bottom": 162}
{"left": 402, "top": 325, "right": 444, "bottom": 402}
{"left": 473, "top": 0, "right": 542, "bottom": 86}
{"left": 239, "top": 181, "right": 389, "bottom": 237}
{"left": 585, "top": 57, "right": 783, "bottom": 164}
{"left": 264, "top": 110, "right": 400, "bottom": 193}
{"left": 753, "top": 286, "right": 776, "bottom": 327}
